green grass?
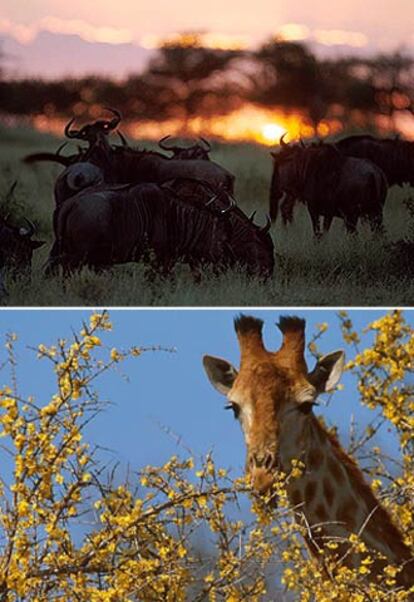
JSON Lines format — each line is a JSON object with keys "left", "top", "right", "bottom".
{"left": 1, "top": 123, "right": 414, "bottom": 307}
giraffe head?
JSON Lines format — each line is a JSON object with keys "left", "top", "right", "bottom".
{"left": 203, "top": 315, "right": 345, "bottom": 494}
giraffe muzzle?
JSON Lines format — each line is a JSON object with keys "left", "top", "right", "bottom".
{"left": 248, "top": 451, "right": 278, "bottom": 495}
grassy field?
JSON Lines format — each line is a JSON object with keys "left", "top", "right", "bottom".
{"left": 1, "top": 123, "right": 414, "bottom": 307}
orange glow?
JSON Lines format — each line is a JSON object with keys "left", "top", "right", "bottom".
{"left": 141, "top": 32, "right": 250, "bottom": 51}
{"left": 30, "top": 102, "right": 414, "bottom": 146}
{"left": 30, "top": 105, "right": 318, "bottom": 146}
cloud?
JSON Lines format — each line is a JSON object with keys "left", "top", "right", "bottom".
{"left": 278, "top": 23, "right": 310, "bottom": 42}
{"left": 0, "top": 16, "right": 133, "bottom": 45}
{"left": 313, "top": 29, "right": 368, "bottom": 48}
{"left": 0, "top": 15, "right": 369, "bottom": 52}
{"left": 274, "top": 23, "right": 367, "bottom": 48}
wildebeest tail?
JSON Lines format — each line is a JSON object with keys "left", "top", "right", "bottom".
{"left": 23, "top": 153, "right": 72, "bottom": 166}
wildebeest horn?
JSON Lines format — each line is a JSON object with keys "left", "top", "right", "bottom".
{"left": 221, "top": 195, "right": 236, "bottom": 214}
{"left": 5, "top": 181, "right": 17, "bottom": 203}
{"left": 205, "top": 193, "right": 218, "bottom": 207}
{"left": 105, "top": 107, "right": 122, "bottom": 129}
{"left": 117, "top": 131, "right": 129, "bottom": 146}
{"left": 56, "top": 142, "right": 68, "bottom": 155}
{"left": 64, "top": 117, "right": 80, "bottom": 139}
{"left": 260, "top": 215, "right": 272, "bottom": 234}
{"left": 158, "top": 135, "right": 173, "bottom": 150}
{"left": 199, "top": 137, "right": 211, "bottom": 151}
{"left": 19, "top": 218, "right": 35, "bottom": 238}
{"left": 249, "top": 210, "right": 257, "bottom": 223}
{"left": 280, "top": 133, "right": 288, "bottom": 147}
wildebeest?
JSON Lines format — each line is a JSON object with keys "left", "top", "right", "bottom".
{"left": 270, "top": 141, "right": 387, "bottom": 236}
{"left": 335, "top": 134, "right": 414, "bottom": 188}
{"left": 52, "top": 182, "right": 273, "bottom": 278}
{"left": 163, "top": 178, "right": 274, "bottom": 276}
{"left": 63, "top": 107, "right": 122, "bottom": 146}
{"left": 88, "top": 143, "right": 236, "bottom": 193}
{"left": 0, "top": 216, "right": 45, "bottom": 295}
{"left": 25, "top": 111, "right": 235, "bottom": 193}
{"left": 158, "top": 136, "right": 212, "bottom": 161}
{"left": 23, "top": 108, "right": 123, "bottom": 167}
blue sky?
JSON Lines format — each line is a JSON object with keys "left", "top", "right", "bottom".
{"left": 0, "top": 309, "right": 408, "bottom": 479}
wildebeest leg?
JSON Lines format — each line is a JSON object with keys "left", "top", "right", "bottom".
{"left": 308, "top": 207, "right": 322, "bottom": 238}
{"left": 344, "top": 214, "right": 358, "bottom": 234}
{"left": 0, "top": 269, "right": 8, "bottom": 297}
{"left": 367, "top": 211, "right": 385, "bottom": 235}
{"left": 281, "top": 195, "right": 295, "bottom": 225}
{"left": 323, "top": 215, "right": 333, "bottom": 233}
{"left": 44, "top": 240, "right": 61, "bottom": 277}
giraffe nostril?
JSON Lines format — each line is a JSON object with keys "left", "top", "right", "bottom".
{"left": 254, "top": 453, "right": 265, "bottom": 468}
{"left": 264, "top": 453, "right": 274, "bottom": 470}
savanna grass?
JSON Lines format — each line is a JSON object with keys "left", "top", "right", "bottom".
{"left": 1, "top": 124, "right": 413, "bottom": 306}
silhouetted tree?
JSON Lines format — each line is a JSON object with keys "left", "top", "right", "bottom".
{"left": 249, "top": 39, "right": 329, "bottom": 132}
{"left": 142, "top": 34, "right": 244, "bottom": 129}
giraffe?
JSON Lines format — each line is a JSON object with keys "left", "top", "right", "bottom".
{"left": 203, "top": 314, "right": 414, "bottom": 590}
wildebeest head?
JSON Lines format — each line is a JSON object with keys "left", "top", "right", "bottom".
{"left": 54, "top": 162, "right": 105, "bottom": 206}
{"left": 0, "top": 217, "right": 45, "bottom": 277}
{"left": 224, "top": 208, "right": 274, "bottom": 279}
{"left": 158, "top": 136, "right": 212, "bottom": 161}
{"left": 64, "top": 108, "right": 122, "bottom": 145}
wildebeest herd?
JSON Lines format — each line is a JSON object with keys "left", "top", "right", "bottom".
{"left": 269, "top": 133, "right": 414, "bottom": 236}
{"left": 21, "top": 108, "right": 274, "bottom": 282}
{"left": 2, "top": 107, "right": 414, "bottom": 293}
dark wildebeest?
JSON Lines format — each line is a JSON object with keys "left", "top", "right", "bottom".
{"left": 158, "top": 136, "right": 212, "bottom": 161}
{"left": 0, "top": 217, "right": 45, "bottom": 295}
{"left": 25, "top": 113, "right": 235, "bottom": 193}
{"left": 269, "top": 135, "right": 301, "bottom": 223}
{"left": 91, "top": 144, "right": 235, "bottom": 193}
{"left": 53, "top": 182, "right": 273, "bottom": 278}
{"left": 23, "top": 108, "right": 123, "bottom": 167}
{"left": 163, "top": 178, "right": 274, "bottom": 275}
{"left": 270, "top": 142, "right": 387, "bottom": 236}
{"left": 335, "top": 134, "right": 414, "bottom": 188}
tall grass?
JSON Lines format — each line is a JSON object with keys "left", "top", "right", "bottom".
{"left": 1, "top": 124, "right": 413, "bottom": 307}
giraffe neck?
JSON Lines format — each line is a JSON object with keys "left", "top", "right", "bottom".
{"left": 278, "top": 409, "right": 413, "bottom": 577}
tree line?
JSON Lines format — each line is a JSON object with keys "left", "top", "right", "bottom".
{"left": 0, "top": 35, "right": 413, "bottom": 133}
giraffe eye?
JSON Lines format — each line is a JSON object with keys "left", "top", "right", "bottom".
{"left": 225, "top": 401, "right": 240, "bottom": 419}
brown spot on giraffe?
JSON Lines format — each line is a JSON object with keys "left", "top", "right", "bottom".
{"left": 307, "top": 448, "right": 323, "bottom": 470}
{"left": 290, "top": 488, "right": 303, "bottom": 507}
{"left": 336, "top": 497, "right": 358, "bottom": 531}
{"left": 323, "top": 477, "right": 335, "bottom": 507}
{"left": 315, "top": 503, "right": 328, "bottom": 522}
{"left": 203, "top": 314, "right": 414, "bottom": 591}
{"left": 304, "top": 481, "right": 317, "bottom": 506}
{"left": 327, "top": 456, "right": 345, "bottom": 484}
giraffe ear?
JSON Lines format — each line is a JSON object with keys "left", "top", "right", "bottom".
{"left": 203, "top": 355, "right": 238, "bottom": 395}
{"left": 308, "top": 350, "right": 345, "bottom": 393}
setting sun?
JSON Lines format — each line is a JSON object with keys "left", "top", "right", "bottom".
{"left": 261, "top": 123, "right": 287, "bottom": 144}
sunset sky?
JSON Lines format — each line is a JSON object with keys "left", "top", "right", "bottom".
{"left": 2, "top": 0, "right": 413, "bottom": 51}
